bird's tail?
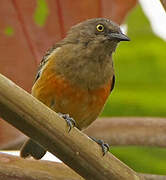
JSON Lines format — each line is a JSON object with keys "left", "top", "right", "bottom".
{"left": 20, "top": 139, "right": 46, "bottom": 160}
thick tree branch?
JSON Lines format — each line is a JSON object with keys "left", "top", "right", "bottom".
{"left": 0, "top": 153, "right": 164, "bottom": 180}
{"left": 4, "top": 117, "right": 166, "bottom": 150}
{"left": 84, "top": 117, "right": 166, "bottom": 147}
{"left": 0, "top": 73, "right": 143, "bottom": 180}
{"left": 0, "top": 152, "right": 83, "bottom": 180}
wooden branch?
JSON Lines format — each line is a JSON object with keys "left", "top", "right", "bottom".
{"left": 0, "top": 152, "right": 83, "bottom": 180}
{"left": 0, "top": 73, "right": 143, "bottom": 180}
{"left": 160, "top": 0, "right": 166, "bottom": 11}
{"left": 84, "top": 117, "right": 166, "bottom": 147}
{"left": 0, "top": 153, "right": 163, "bottom": 180}
{"left": 4, "top": 117, "right": 166, "bottom": 150}
{"left": 140, "top": 173, "right": 166, "bottom": 180}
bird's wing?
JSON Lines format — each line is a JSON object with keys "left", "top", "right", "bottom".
{"left": 34, "top": 45, "right": 57, "bottom": 82}
{"left": 110, "top": 74, "right": 115, "bottom": 92}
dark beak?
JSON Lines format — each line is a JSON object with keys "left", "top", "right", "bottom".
{"left": 109, "top": 32, "right": 130, "bottom": 41}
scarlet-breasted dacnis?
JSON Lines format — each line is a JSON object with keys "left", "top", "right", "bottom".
{"left": 20, "top": 18, "right": 130, "bottom": 159}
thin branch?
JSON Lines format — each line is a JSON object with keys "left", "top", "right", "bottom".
{"left": 84, "top": 117, "right": 166, "bottom": 147}
{"left": 160, "top": 0, "right": 166, "bottom": 11}
{"left": 0, "top": 73, "right": 143, "bottom": 180}
{"left": 140, "top": 173, "right": 166, "bottom": 180}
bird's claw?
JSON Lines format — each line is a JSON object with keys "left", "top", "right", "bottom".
{"left": 58, "top": 113, "right": 76, "bottom": 132}
{"left": 91, "top": 138, "right": 110, "bottom": 156}
{"left": 97, "top": 139, "right": 110, "bottom": 156}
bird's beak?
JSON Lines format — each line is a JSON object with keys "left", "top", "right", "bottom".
{"left": 108, "top": 32, "right": 130, "bottom": 41}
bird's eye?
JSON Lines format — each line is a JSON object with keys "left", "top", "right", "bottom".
{"left": 96, "top": 24, "right": 104, "bottom": 32}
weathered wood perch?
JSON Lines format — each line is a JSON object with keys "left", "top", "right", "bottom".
{"left": 0, "top": 73, "right": 143, "bottom": 179}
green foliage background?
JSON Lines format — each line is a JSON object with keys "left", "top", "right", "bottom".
{"left": 101, "top": 5, "right": 166, "bottom": 175}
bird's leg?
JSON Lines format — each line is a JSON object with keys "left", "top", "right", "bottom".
{"left": 91, "top": 137, "right": 110, "bottom": 156}
{"left": 58, "top": 113, "right": 76, "bottom": 132}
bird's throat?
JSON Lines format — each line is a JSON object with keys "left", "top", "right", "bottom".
{"left": 55, "top": 45, "right": 114, "bottom": 90}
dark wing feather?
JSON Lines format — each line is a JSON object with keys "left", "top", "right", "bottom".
{"left": 34, "top": 45, "right": 56, "bottom": 82}
{"left": 110, "top": 74, "right": 115, "bottom": 92}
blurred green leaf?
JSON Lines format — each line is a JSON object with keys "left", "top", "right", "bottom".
{"left": 34, "top": 0, "right": 49, "bottom": 27}
{"left": 4, "top": 26, "right": 14, "bottom": 36}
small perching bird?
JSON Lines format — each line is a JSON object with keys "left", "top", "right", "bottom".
{"left": 20, "top": 18, "right": 130, "bottom": 159}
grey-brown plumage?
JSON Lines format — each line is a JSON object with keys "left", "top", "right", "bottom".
{"left": 20, "top": 139, "right": 46, "bottom": 159}
{"left": 20, "top": 18, "right": 129, "bottom": 159}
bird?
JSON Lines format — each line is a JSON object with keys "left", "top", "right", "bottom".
{"left": 20, "top": 18, "right": 130, "bottom": 159}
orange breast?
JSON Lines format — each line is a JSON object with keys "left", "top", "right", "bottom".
{"left": 32, "top": 68, "right": 111, "bottom": 130}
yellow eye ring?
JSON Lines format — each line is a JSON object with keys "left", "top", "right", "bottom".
{"left": 96, "top": 24, "right": 104, "bottom": 32}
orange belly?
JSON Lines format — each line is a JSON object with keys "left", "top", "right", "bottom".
{"left": 32, "top": 72, "right": 111, "bottom": 130}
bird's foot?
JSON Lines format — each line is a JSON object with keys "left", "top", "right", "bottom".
{"left": 58, "top": 113, "right": 76, "bottom": 132}
{"left": 91, "top": 137, "right": 109, "bottom": 156}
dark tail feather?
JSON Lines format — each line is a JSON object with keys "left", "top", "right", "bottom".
{"left": 20, "top": 139, "right": 46, "bottom": 160}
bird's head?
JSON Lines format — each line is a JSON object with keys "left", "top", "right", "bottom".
{"left": 66, "top": 18, "right": 130, "bottom": 53}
